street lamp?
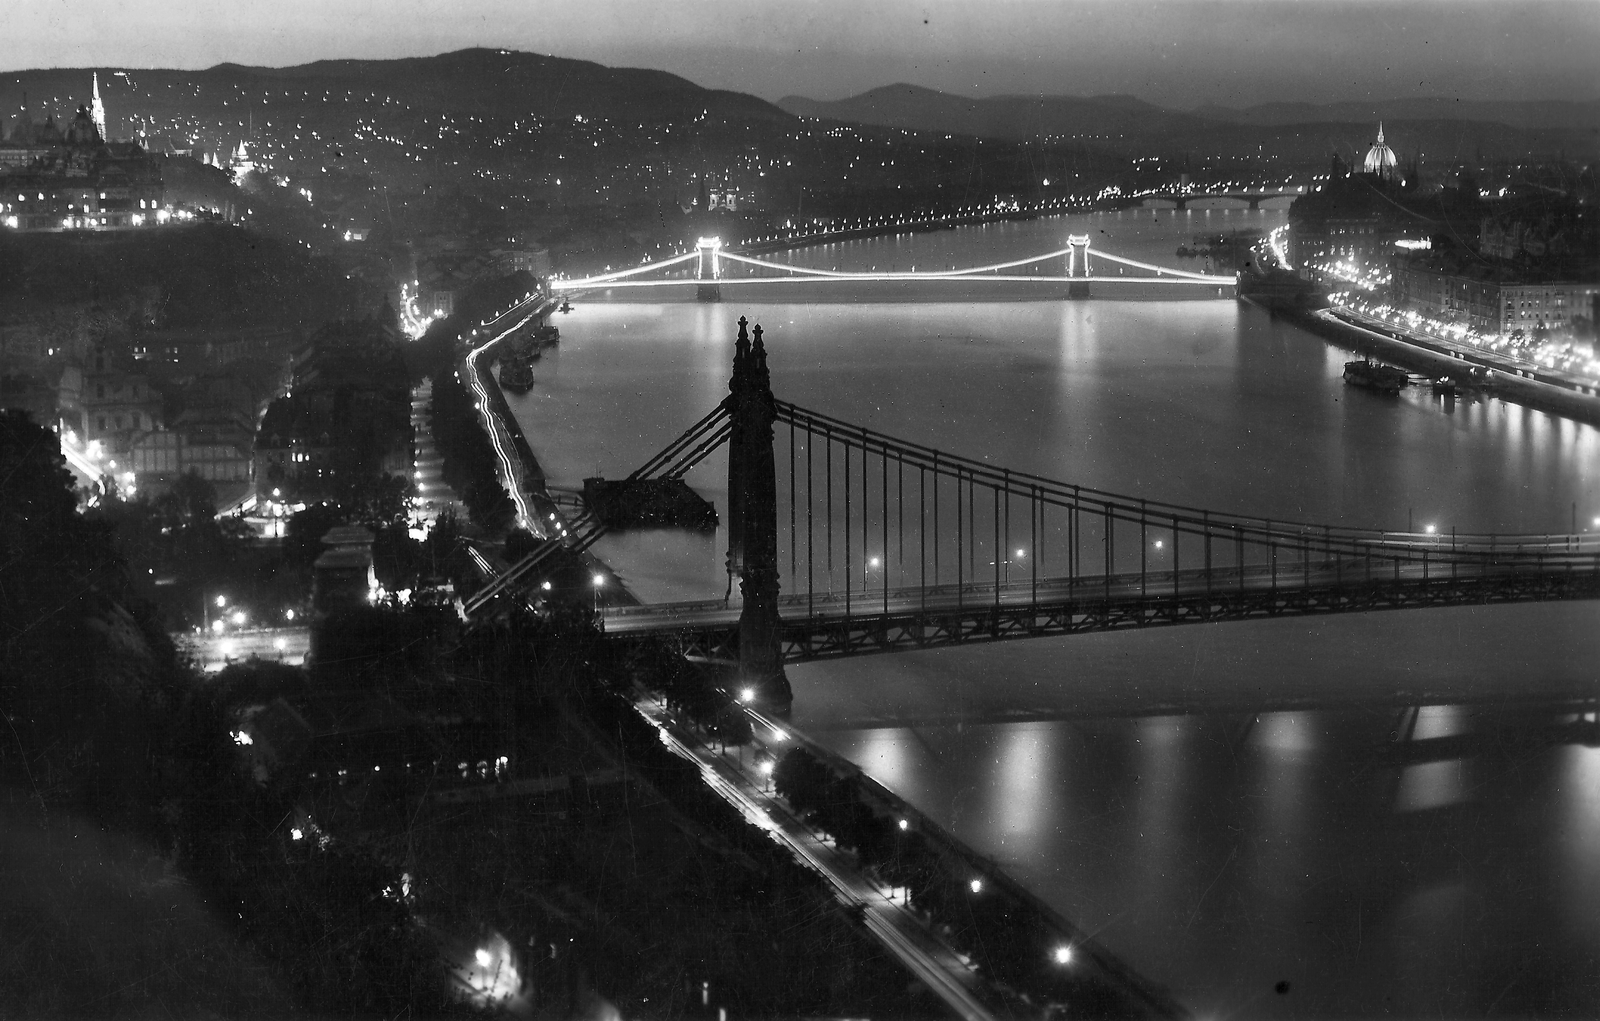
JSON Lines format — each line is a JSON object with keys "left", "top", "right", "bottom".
{"left": 865, "top": 555, "right": 880, "bottom": 592}
{"left": 591, "top": 573, "right": 605, "bottom": 614}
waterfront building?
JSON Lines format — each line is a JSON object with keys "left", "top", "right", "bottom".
{"left": 1393, "top": 254, "right": 1600, "bottom": 339}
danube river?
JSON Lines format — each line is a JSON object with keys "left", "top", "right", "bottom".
{"left": 506, "top": 209, "right": 1600, "bottom": 1018}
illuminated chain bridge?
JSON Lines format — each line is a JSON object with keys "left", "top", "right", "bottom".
{"left": 465, "top": 317, "right": 1600, "bottom": 708}
{"left": 554, "top": 234, "right": 1235, "bottom": 299}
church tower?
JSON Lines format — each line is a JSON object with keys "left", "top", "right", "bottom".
{"left": 91, "top": 72, "right": 107, "bottom": 141}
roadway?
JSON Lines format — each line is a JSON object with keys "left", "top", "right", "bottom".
{"left": 633, "top": 696, "right": 998, "bottom": 1021}
{"left": 601, "top": 547, "right": 1600, "bottom": 639}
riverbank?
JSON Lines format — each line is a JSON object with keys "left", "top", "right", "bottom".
{"left": 1276, "top": 302, "right": 1600, "bottom": 428}
{"left": 462, "top": 301, "right": 640, "bottom": 605}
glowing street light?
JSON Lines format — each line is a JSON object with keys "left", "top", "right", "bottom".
{"left": 969, "top": 878, "right": 983, "bottom": 894}
{"left": 739, "top": 687, "right": 755, "bottom": 704}
{"left": 215, "top": 595, "right": 228, "bottom": 608}
{"left": 1053, "top": 945, "right": 1074, "bottom": 965}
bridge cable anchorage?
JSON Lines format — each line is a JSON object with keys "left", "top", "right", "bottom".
{"left": 558, "top": 250, "right": 699, "bottom": 289}
{"left": 464, "top": 405, "right": 736, "bottom": 617}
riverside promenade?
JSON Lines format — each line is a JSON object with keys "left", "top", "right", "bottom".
{"left": 1290, "top": 305, "right": 1600, "bottom": 427}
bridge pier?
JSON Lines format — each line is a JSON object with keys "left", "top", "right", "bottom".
{"left": 726, "top": 316, "right": 792, "bottom": 710}
{"left": 1067, "top": 234, "right": 1091, "bottom": 299}
{"left": 696, "top": 236, "right": 722, "bottom": 302}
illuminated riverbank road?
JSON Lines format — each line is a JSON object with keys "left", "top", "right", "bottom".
{"left": 176, "top": 626, "right": 310, "bottom": 672}
{"left": 462, "top": 294, "right": 559, "bottom": 535}
{"left": 633, "top": 697, "right": 999, "bottom": 1021}
{"left": 1321, "top": 306, "right": 1600, "bottom": 400}
{"left": 554, "top": 237, "right": 1235, "bottom": 296}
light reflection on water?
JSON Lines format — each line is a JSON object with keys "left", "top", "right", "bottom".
{"left": 510, "top": 211, "right": 1600, "bottom": 1015}
{"left": 808, "top": 704, "right": 1600, "bottom": 1018}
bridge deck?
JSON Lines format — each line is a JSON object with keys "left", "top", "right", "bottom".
{"left": 601, "top": 556, "right": 1600, "bottom": 661}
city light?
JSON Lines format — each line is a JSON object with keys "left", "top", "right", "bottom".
{"left": 739, "top": 687, "right": 755, "bottom": 703}
{"left": 970, "top": 878, "right": 983, "bottom": 893}
{"left": 1054, "top": 945, "right": 1073, "bottom": 965}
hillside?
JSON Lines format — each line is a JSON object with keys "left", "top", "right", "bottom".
{"left": 0, "top": 223, "right": 373, "bottom": 330}
{"left": 0, "top": 49, "right": 788, "bottom": 190}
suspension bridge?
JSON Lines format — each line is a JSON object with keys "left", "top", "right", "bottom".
{"left": 464, "top": 316, "right": 1600, "bottom": 708}
{"left": 554, "top": 234, "right": 1235, "bottom": 300}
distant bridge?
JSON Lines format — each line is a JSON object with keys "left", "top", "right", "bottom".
{"left": 465, "top": 316, "right": 1600, "bottom": 708}
{"left": 555, "top": 234, "right": 1235, "bottom": 300}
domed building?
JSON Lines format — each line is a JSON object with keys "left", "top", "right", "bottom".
{"left": 1362, "top": 122, "right": 1399, "bottom": 179}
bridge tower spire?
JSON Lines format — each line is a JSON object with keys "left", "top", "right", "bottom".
{"left": 725, "top": 316, "right": 791, "bottom": 709}
{"left": 1067, "top": 234, "right": 1091, "bottom": 299}
{"left": 696, "top": 236, "right": 722, "bottom": 302}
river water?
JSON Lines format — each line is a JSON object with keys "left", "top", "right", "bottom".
{"left": 507, "top": 210, "right": 1600, "bottom": 1017}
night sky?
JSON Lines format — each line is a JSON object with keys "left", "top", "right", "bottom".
{"left": 5, "top": 0, "right": 1597, "bottom": 109}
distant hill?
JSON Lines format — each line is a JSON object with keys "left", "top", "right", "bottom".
{"left": 779, "top": 83, "right": 1198, "bottom": 140}
{"left": 780, "top": 85, "right": 1597, "bottom": 161}
{"left": 1193, "top": 98, "right": 1600, "bottom": 134}
{"left": 3, "top": 48, "right": 786, "bottom": 134}
{"left": 0, "top": 49, "right": 790, "bottom": 189}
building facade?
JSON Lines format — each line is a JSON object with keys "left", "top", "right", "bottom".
{"left": 1, "top": 81, "right": 165, "bottom": 231}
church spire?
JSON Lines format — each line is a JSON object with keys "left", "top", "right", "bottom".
{"left": 91, "top": 72, "right": 107, "bottom": 141}
{"left": 1377, "top": 121, "right": 1385, "bottom": 146}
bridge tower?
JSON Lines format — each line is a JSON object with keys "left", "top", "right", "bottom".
{"left": 696, "top": 236, "right": 722, "bottom": 302}
{"left": 725, "top": 316, "right": 792, "bottom": 709}
{"left": 1067, "top": 234, "right": 1091, "bottom": 299}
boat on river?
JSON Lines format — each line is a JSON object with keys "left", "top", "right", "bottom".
{"left": 1343, "top": 359, "right": 1409, "bottom": 394}
{"left": 498, "top": 353, "right": 535, "bottom": 393}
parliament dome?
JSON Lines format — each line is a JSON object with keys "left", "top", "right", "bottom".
{"left": 1363, "top": 122, "right": 1398, "bottom": 177}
